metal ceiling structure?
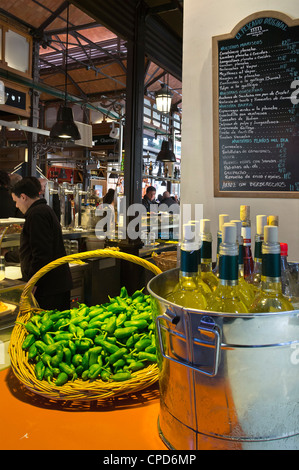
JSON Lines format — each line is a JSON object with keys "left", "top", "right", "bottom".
{"left": 0, "top": 0, "right": 183, "bottom": 115}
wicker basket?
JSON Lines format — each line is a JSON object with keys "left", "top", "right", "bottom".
{"left": 9, "top": 249, "right": 162, "bottom": 401}
{"left": 152, "top": 250, "right": 177, "bottom": 272}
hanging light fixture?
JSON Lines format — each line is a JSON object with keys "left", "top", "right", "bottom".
{"left": 156, "top": 140, "right": 176, "bottom": 162}
{"left": 50, "top": 3, "right": 81, "bottom": 141}
{"left": 155, "top": 83, "right": 173, "bottom": 113}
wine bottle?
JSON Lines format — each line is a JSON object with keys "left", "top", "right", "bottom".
{"left": 249, "top": 226, "right": 294, "bottom": 313}
{"left": 247, "top": 214, "right": 267, "bottom": 288}
{"left": 267, "top": 215, "right": 279, "bottom": 226}
{"left": 167, "top": 223, "right": 208, "bottom": 309}
{"left": 200, "top": 218, "right": 218, "bottom": 291}
{"left": 230, "top": 219, "right": 255, "bottom": 308}
{"left": 207, "top": 223, "right": 248, "bottom": 314}
{"left": 212, "top": 213, "right": 230, "bottom": 277}
{"left": 189, "top": 220, "right": 212, "bottom": 296}
{"left": 240, "top": 205, "right": 254, "bottom": 279}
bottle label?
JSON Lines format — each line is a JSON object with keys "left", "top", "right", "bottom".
{"left": 181, "top": 249, "right": 198, "bottom": 275}
{"left": 241, "top": 226, "right": 251, "bottom": 246}
{"left": 201, "top": 241, "right": 212, "bottom": 260}
{"left": 219, "top": 255, "right": 238, "bottom": 281}
{"left": 262, "top": 253, "right": 281, "bottom": 278}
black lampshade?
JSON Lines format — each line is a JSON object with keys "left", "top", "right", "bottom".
{"left": 156, "top": 140, "right": 176, "bottom": 162}
{"left": 50, "top": 105, "right": 81, "bottom": 141}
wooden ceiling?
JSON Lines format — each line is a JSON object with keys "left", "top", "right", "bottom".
{"left": 0, "top": 0, "right": 183, "bottom": 113}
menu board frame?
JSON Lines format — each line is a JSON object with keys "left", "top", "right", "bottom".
{"left": 212, "top": 11, "right": 299, "bottom": 198}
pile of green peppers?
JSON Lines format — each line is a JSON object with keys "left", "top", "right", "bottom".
{"left": 18, "top": 287, "right": 157, "bottom": 386}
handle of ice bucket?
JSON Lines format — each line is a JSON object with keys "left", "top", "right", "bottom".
{"left": 155, "top": 311, "right": 221, "bottom": 377}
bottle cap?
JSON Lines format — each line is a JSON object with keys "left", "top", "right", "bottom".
{"left": 280, "top": 242, "right": 288, "bottom": 256}
{"left": 222, "top": 223, "right": 237, "bottom": 244}
{"left": 230, "top": 219, "right": 241, "bottom": 241}
{"left": 240, "top": 205, "right": 250, "bottom": 221}
{"left": 264, "top": 225, "right": 278, "bottom": 243}
{"left": 182, "top": 223, "right": 200, "bottom": 250}
{"left": 267, "top": 215, "right": 279, "bottom": 226}
{"left": 188, "top": 220, "right": 200, "bottom": 243}
{"left": 256, "top": 215, "right": 267, "bottom": 236}
{"left": 219, "top": 214, "right": 229, "bottom": 232}
{"left": 200, "top": 218, "right": 210, "bottom": 234}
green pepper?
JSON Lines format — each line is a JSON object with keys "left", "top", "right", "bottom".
{"left": 75, "top": 365, "right": 84, "bottom": 377}
{"left": 35, "top": 360, "right": 45, "bottom": 380}
{"left": 75, "top": 326, "right": 85, "bottom": 339}
{"left": 53, "top": 333, "right": 73, "bottom": 342}
{"left": 41, "top": 353, "right": 52, "bottom": 367}
{"left": 63, "top": 347, "right": 72, "bottom": 365}
{"left": 45, "top": 342, "right": 63, "bottom": 356}
{"left": 116, "top": 312, "right": 127, "bottom": 327}
{"left": 124, "top": 319, "right": 148, "bottom": 330}
{"left": 114, "top": 327, "right": 138, "bottom": 340}
{"left": 28, "top": 343, "right": 38, "bottom": 360}
{"left": 108, "top": 347, "right": 127, "bottom": 364}
{"left": 40, "top": 319, "right": 54, "bottom": 335}
{"left": 95, "top": 339, "right": 119, "bottom": 355}
{"left": 84, "top": 328, "right": 100, "bottom": 339}
{"left": 74, "top": 339, "right": 93, "bottom": 351}
{"left": 113, "top": 358, "right": 125, "bottom": 372}
{"left": 145, "top": 345, "right": 156, "bottom": 354}
{"left": 34, "top": 340, "right": 47, "bottom": 353}
{"left": 68, "top": 340, "right": 77, "bottom": 355}
{"left": 133, "top": 338, "right": 152, "bottom": 352}
{"left": 128, "top": 361, "right": 145, "bottom": 372}
{"left": 90, "top": 311, "right": 113, "bottom": 324}
{"left": 22, "top": 334, "right": 36, "bottom": 350}
{"left": 42, "top": 333, "right": 55, "bottom": 345}
{"left": 30, "top": 315, "right": 42, "bottom": 327}
{"left": 55, "top": 372, "right": 69, "bottom": 386}
{"left": 52, "top": 367, "right": 60, "bottom": 377}
{"left": 78, "top": 320, "right": 89, "bottom": 330}
{"left": 82, "top": 351, "right": 90, "bottom": 370}
{"left": 51, "top": 350, "right": 64, "bottom": 367}
{"left": 132, "top": 288, "right": 144, "bottom": 300}
{"left": 68, "top": 323, "right": 77, "bottom": 334}
{"left": 137, "top": 352, "right": 157, "bottom": 362}
{"left": 49, "top": 311, "right": 68, "bottom": 323}
{"left": 100, "top": 370, "right": 111, "bottom": 381}
{"left": 59, "top": 362, "right": 75, "bottom": 377}
{"left": 88, "top": 307, "right": 104, "bottom": 319}
{"left": 72, "top": 353, "right": 83, "bottom": 367}
{"left": 125, "top": 333, "right": 141, "bottom": 348}
{"left": 16, "top": 321, "right": 40, "bottom": 337}
{"left": 88, "top": 363, "right": 102, "bottom": 380}
{"left": 131, "top": 311, "right": 152, "bottom": 321}
{"left": 103, "top": 316, "right": 116, "bottom": 335}
{"left": 81, "top": 370, "right": 90, "bottom": 381}
{"left": 120, "top": 286, "right": 128, "bottom": 298}
{"left": 111, "top": 372, "right": 131, "bottom": 381}
{"left": 44, "top": 367, "right": 54, "bottom": 383}
{"left": 88, "top": 346, "right": 103, "bottom": 367}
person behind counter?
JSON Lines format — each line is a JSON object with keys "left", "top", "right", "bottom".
{"left": 96, "top": 188, "right": 116, "bottom": 238}
{"left": 142, "top": 186, "right": 157, "bottom": 212}
{"left": 0, "top": 170, "right": 23, "bottom": 218}
{"left": 159, "top": 191, "right": 179, "bottom": 208}
{"left": 11, "top": 177, "right": 72, "bottom": 311}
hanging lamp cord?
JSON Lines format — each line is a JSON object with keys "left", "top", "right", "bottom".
{"left": 64, "top": 2, "right": 69, "bottom": 106}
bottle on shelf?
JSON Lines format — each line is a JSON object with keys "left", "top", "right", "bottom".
{"left": 240, "top": 205, "right": 254, "bottom": 280}
{"left": 207, "top": 223, "right": 248, "bottom": 314}
{"left": 121, "top": 150, "right": 125, "bottom": 171}
{"left": 230, "top": 219, "right": 255, "bottom": 308}
{"left": 199, "top": 218, "right": 218, "bottom": 291}
{"left": 212, "top": 213, "right": 230, "bottom": 277}
{"left": 149, "top": 161, "right": 153, "bottom": 175}
{"left": 247, "top": 214, "right": 267, "bottom": 288}
{"left": 166, "top": 223, "right": 209, "bottom": 310}
{"left": 267, "top": 215, "right": 279, "bottom": 226}
{"left": 249, "top": 226, "right": 294, "bottom": 313}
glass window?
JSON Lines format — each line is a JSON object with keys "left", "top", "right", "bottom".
{"left": 5, "top": 29, "right": 29, "bottom": 73}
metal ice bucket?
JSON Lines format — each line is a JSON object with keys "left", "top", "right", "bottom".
{"left": 147, "top": 267, "right": 299, "bottom": 450}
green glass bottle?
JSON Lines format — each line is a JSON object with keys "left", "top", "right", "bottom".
{"left": 247, "top": 215, "right": 267, "bottom": 289}
{"left": 167, "top": 223, "right": 209, "bottom": 309}
{"left": 199, "top": 218, "right": 218, "bottom": 291}
{"left": 212, "top": 213, "right": 230, "bottom": 278}
{"left": 249, "top": 225, "right": 294, "bottom": 313}
{"left": 207, "top": 223, "right": 248, "bottom": 314}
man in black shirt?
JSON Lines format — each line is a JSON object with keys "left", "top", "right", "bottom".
{"left": 142, "top": 186, "right": 157, "bottom": 212}
{"left": 11, "top": 177, "right": 72, "bottom": 311}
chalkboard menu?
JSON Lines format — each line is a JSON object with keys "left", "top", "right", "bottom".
{"left": 212, "top": 12, "right": 299, "bottom": 197}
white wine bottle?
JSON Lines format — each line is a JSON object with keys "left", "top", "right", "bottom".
{"left": 167, "top": 223, "right": 209, "bottom": 309}
{"left": 213, "top": 213, "right": 230, "bottom": 277}
{"left": 200, "top": 218, "right": 218, "bottom": 291}
{"left": 207, "top": 223, "right": 248, "bottom": 314}
{"left": 230, "top": 219, "right": 255, "bottom": 308}
{"left": 249, "top": 225, "right": 294, "bottom": 313}
{"left": 247, "top": 214, "right": 267, "bottom": 288}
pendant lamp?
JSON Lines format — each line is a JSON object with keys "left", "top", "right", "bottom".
{"left": 155, "top": 83, "right": 173, "bottom": 113}
{"left": 156, "top": 140, "right": 176, "bottom": 162}
{"left": 50, "top": 3, "right": 81, "bottom": 142}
